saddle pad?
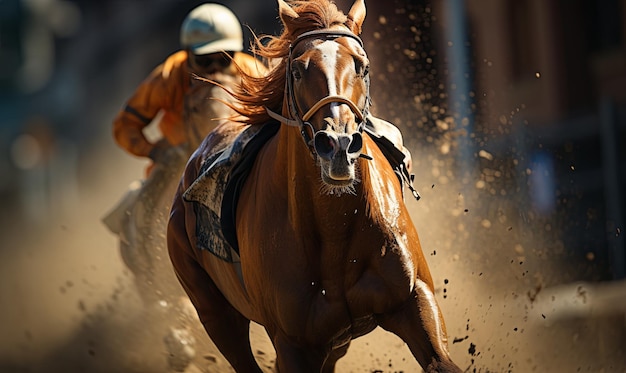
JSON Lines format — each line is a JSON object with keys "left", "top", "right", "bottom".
{"left": 183, "top": 121, "right": 280, "bottom": 262}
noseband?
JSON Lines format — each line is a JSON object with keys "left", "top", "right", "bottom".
{"left": 266, "top": 29, "right": 371, "bottom": 158}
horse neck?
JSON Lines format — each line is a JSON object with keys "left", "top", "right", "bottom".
{"left": 358, "top": 137, "right": 405, "bottom": 230}
{"left": 272, "top": 125, "right": 397, "bottom": 236}
{"left": 266, "top": 127, "right": 422, "bottom": 286}
{"left": 274, "top": 123, "right": 319, "bottom": 198}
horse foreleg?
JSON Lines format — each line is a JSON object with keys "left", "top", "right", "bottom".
{"left": 321, "top": 342, "right": 350, "bottom": 373}
{"left": 376, "top": 279, "right": 462, "bottom": 373}
{"left": 271, "top": 336, "right": 348, "bottom": 373}
{"left": 272, "top": 334, "right": 328, "bottom": 373}
{"left": 168, "top": 210, "right": 262, "bottom": 373}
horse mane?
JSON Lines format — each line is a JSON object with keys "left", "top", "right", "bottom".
{"left": 227, "top": 0, "right": 350, "bottom": 125}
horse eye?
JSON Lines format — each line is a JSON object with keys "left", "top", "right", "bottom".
{"left": 292, "top": 68, "right": 302, "bottom": 80}
{"left": 355, "top": 60, "right": 369, "bottom": 77}
{"left": 362, "top": 65, "right": 370, "bottom": 77}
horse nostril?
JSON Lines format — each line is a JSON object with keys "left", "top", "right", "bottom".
{"left": 347, "top": 132, "right": 363, "bottom": 155}
{"left": 315, "top": 131, "right": 363, "bottom": 161}
{"left": 314, "top": 132, "right": 336, "bottom": 160}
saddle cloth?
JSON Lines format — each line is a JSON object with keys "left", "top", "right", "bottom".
{"left": 183, "top": 121, "right": 280, "bottom": 262}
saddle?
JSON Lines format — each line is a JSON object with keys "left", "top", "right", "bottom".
{"left": 183, "top": 117, "right": 418, "bottom": 262}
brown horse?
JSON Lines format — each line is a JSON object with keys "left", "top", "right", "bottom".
{"left": 167, "top": 0, "right": 462, "bottom": 372}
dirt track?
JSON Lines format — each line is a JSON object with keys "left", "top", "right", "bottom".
{"left": 1, "top": 136, "right": 625, "bottom": 373}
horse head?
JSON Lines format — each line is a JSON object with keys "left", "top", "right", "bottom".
{"left": 268, "top": 0, "right": 370, "bottom": 194}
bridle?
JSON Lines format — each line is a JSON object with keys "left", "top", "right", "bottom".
{"left": 266, "top": 28, "right": 371, "bottom": 158}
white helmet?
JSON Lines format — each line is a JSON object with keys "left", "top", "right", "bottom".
{"left": 180, "top": 3, "right": 243, "bottom": 55}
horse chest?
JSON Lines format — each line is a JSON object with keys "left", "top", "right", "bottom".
{"left": 265, "top": 245, "right": 412, "bottom": 343}
{"left": 274, "top": 279, "right": 376, "bottom": 346}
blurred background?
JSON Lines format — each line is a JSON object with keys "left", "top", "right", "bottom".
{"left": 1, "top": 0, "right": 625, "bottom": 372}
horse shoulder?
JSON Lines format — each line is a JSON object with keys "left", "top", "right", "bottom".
{"left": 348, "top": 141, "right": 435, "bottom": 310}
{"left": 344, "top": 227, "right": 422, "bottom": 316}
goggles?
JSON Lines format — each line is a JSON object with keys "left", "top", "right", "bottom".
{"left": 191, "top": 51, "right": 234, "bottom": 69}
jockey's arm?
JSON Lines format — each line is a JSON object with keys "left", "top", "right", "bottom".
{"left": 113, "top": 107, "right": 154, "bottom": 159}
{"left": 113, "top": 61, "right": 178, "bottom": 158}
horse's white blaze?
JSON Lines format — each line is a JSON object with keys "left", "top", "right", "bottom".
{"left": 316, "top": 41, "right": 341, "bottom": 119}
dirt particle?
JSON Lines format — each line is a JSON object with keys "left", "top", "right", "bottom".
{"left": 526, "top": 284, "right": 542, "bottom": 303}
{"left": 453, "top": 336, "right": 468, "bottom": 343}
{"left": 468, "top": 342, "right": 477, "bottom": 356}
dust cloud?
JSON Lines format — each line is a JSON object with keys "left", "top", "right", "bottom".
{"left": 1, "top": 121, "right": 624, "bottom": 373}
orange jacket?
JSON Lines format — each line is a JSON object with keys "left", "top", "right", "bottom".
{"left": 112, "top": 50, "right": 267, "bottom": 159}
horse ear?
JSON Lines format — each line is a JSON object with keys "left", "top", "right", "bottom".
{"left": 278, "top": 0, "right": 299, "bottom": 30}
{"left": 347, "top": 0, "right": 366, "bottom": 35}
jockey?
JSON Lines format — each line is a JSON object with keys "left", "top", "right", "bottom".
{"left": 103, "top": 3, "right": 267, "bottom": 299}
{"left": 112, "top": 3, "right": 267, "bottom": 176}
{"left": 103, "top": 6, "right": 268, "bottom": 370}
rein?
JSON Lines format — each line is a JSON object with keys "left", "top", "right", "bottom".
{"left": 265, "top": 29, "right": 371, "bottom": 156}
